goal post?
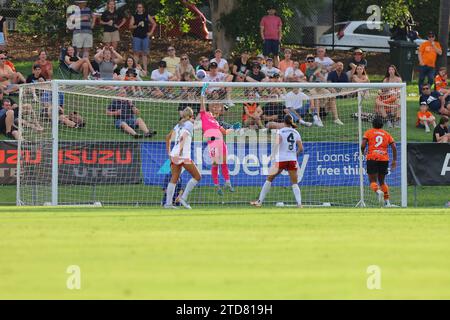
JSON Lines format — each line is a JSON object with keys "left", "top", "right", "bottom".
{"left": 17, "top": 80, "right": 407, "bottom": 207}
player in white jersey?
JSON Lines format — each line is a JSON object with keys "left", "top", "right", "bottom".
{"left": 164, "top": 107, "right": 201, "bottom": 209}
{"left": 251, "top": 115, "right": 304, "bottom": 207}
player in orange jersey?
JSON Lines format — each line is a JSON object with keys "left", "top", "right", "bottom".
{"left": 361, "top": 117, "right": 397, "bottom": 207}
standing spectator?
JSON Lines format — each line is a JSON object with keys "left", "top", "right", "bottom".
{"left": 163, "top": 46, "right": 180, "bottom": 75}
{"left": 346, "top": 49, "right": 367, "bottom": 79}
{"left": 383, "top": 65, "right": 402, "bottom": 83}
{"left": 433, "top": 117, "right": 449, "bottom": 143}
{"left": 261, "top": 57, "right": 280, "bottom": 78}
{"left": 64, "top": 46, "right": 96, "bottom": 80}
{"left": 176, "top": 54, "right": 195, "bottom": 81}
{"left": 70, "top": 1, "right": 94, "bottom": 58}
{"left": 278, "top": 48, "right": 294, "bottom": 74}
{"left": 232, "top": 51, "right": 251, "bottom": 81}
{"left": 94, "top": 47, "right": 123, "bottom": 80}
{"left": 352, "top": 64, "right": 370, "bottom": 83}
{"left": 0, "top": 14, "right": 8, "bottom": 50}
{"left": 418, "top": 31, "right": 442, "bottom": 91}
{"left": 210, "top": 49, "right": 229, "bottom": 74}
{"left": 284, "top": 61, "right": 305, "bottom": 82}
{"left": 100, "top": 0, "right": 125, "bottom": 50}
{"left": 129, "top": 2, "right": 156, "bottom": 76}
{"left": 35, "top": 50, "right": 53, "bottom": 80}
{"left": 327, "top": 62, "right": 349, "bottom": 83}
{"left": 196, "top": 56, "right": 210, "bottom": 72}
{"left": 434, "top": 67, "right": 449, "bottom": 94}
{"left": 416, "top": 102, "right": 436, "bottom": 133}
{"left": 119, "top": 56, "right": 145, "bottom": 81}
{"left": 315, "top": 47, "right": 335, "bottom": 77}
{"left": 420, "top": 85, "right": 450, "bottom": 116}
{"left": 260, "top": 5, "right": 282, "bottom": 67}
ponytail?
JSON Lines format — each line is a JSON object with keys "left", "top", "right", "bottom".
{"left": 284, "top": 114, "right": 297, "bottom": 128}
{"left": 179, "top": 107, "right": 194, "bottom": 124}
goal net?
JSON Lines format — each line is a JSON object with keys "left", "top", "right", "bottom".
{"left": 17, "top": 80, "right": 407, "bottom": 207}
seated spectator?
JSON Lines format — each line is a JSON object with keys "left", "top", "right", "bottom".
{"left": 176, "top": 54, "right": 195, "bottom": 81}
{"left": 416, "top": 102, "right": 437, "bottom": 132}
{"left": 346, "top": 48, "right": 367, "bottom": 79}
{"left": 278, "top": 48, "right": 294, "bottom": 74}
{"left": 327, "top": 62, "right": 349, "bottom": 83}
{"left": 0, "top": 51, "right": 24, "bottom": 95}
{"left": 305, "top": 54, "right": 342, "bottom": 126}
{"left": 35, "top": 50, "right": 53, "bottom": 80}
{"left": 123, "top": 68, "right": 143, "bottom": 96}
{"left": 151, "top": 60, "right": 176, "bottom": 81}
{"left": 196, "top": 56, "right": 210, "bottom": 72}
{"left": 40, "top": 104, "right": 84, "bottom": 129}
{"left": 204, "top": 62, "right": 233, "bottom": 107}
{"left": 434, "top": 67, "right": 449, "bottom": 94}
{"left": 162, "top": 46, "right": 180, "bottom": 75}
{"left": 284, "top": 61, "right": 305, "bottom": 82}
{"left": 261, "top": 57, "right": 280, "bottom": 79}
{"left": 106, "top": 90, "right": 156, "bottom": 138}
{"left": 26, "top": 64, "right": 46, "bottom": 84}
{"left": 242, "top": 89, "right": 264, "bottom": 129}
{"left": 210, "top": 49, "right": 229, "bottom": 74}
{"left": 94, "top": 47, "right": 123, "bottom": 80}
{"left": 352, "top": 64, "right": 370, "bottom": 83}
{"left": 150, "top": 60, "right": 176, "bottom": 98}
{"left": 263, "top": 88, "right": 285, "bottom": 124}
{"left": 284, "top": 88, "right": 312, "bottom": 127}
{"left": 420, "top": 84, "right": 450, "bottom": 116}
{"left": 0, "top": 98, "right": 19, "bottom": 139}
{"left": 119, "top": 56, "right": 145, "bottom": 81}
{"left": 433, "top": 117, "right": 450, "bottom": 143}
{"left": 383, "top": 65, "right": 402, "bottom": 83}
{"left": 232, "top": 51, "right": 251, "bottom": 81}
{"left": 65, "top": 46, "right": 96, "bottom": 80}
{"left": 256, "top": 54, "right": 266, "bottom": 68}
{"left": 315, "top": 47, "right": 335, "bottom": 77}
{"left": 375, "top": 89, "right": 400, "bottom": 127}
{"left": 246, "top": 63, "right": 268, "bottom": 82}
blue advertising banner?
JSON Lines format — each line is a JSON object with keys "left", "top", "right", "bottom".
{"left": 141, "top": 141, "right": 401, "bottom": 187}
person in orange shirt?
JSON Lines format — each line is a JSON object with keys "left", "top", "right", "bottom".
{"left": 418, "top": 31, "right": 442, "bottom": 92}
{"left": 242, "top": 90, "right": 264, "bottom": 129}
{"left": 375, "top": 89, "right": 400, "bottom": 128}
{"left": 278, "top": 48, "right": 294, "bottom": 74}
{"left": 361, "top": 117, "right": 397, "bottom": 207}
{"left": 434, "top": 67, "right": 449, "bottom": 94}
{"left": 416, "top": 102, "right": 436, "bottom": 132}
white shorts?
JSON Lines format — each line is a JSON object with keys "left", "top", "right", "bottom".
{"left": 170, "top": 156, "right": 192, "bottom": 165}
{"left": 73, "top": 33, "right": 93, "bottom": 49}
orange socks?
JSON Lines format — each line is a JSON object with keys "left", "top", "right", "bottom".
{"left": 370, "top": 182, "right": 379, "bottom": 193}
{"left": 380, "top": 184, "right": 390, "bottom": 200}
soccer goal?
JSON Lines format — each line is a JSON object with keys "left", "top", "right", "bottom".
{"left": 16, "top": 80, "right": 407, "bottom": 207}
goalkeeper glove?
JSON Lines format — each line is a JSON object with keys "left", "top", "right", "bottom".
{"left": 201, "top": 83, "right": 209, "bottom": 97}
{"left": 232, "top": 122, "right": 242, "bottom": 130}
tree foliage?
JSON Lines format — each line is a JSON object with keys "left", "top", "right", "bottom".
{"left": 334, "top": 0, "right": 440, "bottom": 37}
{"left": 219, "top": 0, "right": 325, "bottom": 53}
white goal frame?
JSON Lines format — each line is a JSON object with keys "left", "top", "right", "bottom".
{"left": 17, "top": 80, "right": 408, "bottom": 207}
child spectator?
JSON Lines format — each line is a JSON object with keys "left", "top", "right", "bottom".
{"left": 261, "top": 57, "right": 280, "bottom": 79}
{"left": 434, "top": 67, "right": 449, "bottom": 94}
{"left": 433, "top": 117, "right": 450, "bottom": 143}
{"left": 26, "top": 64, "right": 46, "bottom": 84}
{"left": 416, "top": 102, "right": 436, "bottom": 133}
{"left": 242, "top": 90, "right": 264, "bottom": 129}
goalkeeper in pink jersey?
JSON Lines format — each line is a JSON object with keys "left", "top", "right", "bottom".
{"left": 200, "top": 83, "right": 235, "bottom": 195}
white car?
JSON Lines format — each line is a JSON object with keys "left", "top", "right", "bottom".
{"left": 318, "top": 21, "right": 438, "bottom": 54}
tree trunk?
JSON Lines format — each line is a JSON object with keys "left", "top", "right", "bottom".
{"left": 438, "top": 0, "right": 450, "bottom": 68}
{"left": 209, "top": 0, "right": 237, "bottom": 58}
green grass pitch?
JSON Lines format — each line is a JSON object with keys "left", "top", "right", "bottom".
{"left": 1, "top": 206, "right": 449, "bottom": 299}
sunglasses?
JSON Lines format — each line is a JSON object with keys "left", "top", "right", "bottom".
{"left": 307, "top": 59, "right": 314, "bottom": 62}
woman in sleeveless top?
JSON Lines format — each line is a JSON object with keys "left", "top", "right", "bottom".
{"left": 94, "top": 46, "right": 123, "bottom": 80}
{"left": 64, "top": 46, "right": 96, "bottom": 80}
